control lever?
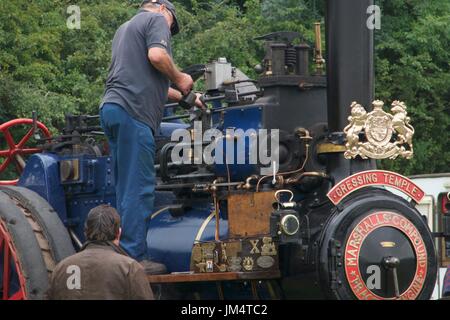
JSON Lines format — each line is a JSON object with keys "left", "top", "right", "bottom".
{"left": 383, "top": 256, "right": 400, "bottom": 298}
{"left": 166, "top": 90, "right": 209, "bottom": 124}
{"left": 179, "top": 91, "right": 208, "bottom": 123}
{"left": 179, "top": 91, "right": 198, "bottom": 110}
{"left": 179, "top": 91, "right": 207, "bottom": 110}
{"left": 186, "top": 94, "right": 210, "bottom": 129}
{"left": 32, "top": 111, "right": 42, "bottom": 140}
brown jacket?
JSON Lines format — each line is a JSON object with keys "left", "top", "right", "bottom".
{"left": 47, "top": 242, "right": 154, "bottom": 300}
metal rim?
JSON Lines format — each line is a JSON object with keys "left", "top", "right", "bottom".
{"left": 0, "top": 219, "right": 27, "bottom": 300}
{"left": 280, "top": 214, "right": 300, "bottom": 235}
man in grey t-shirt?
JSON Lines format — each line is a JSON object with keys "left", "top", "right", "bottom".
{"left": 99, "top": 0, "right": 203, "bottom": 273}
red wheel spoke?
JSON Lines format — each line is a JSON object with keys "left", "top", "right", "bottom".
{"left": 0, "top": 180, "right": 19, "bottom": 186}
{"left": 8, "top": 290, "right": 24, "bottom": 300}
{"left": 19, "top": 148, "right": 41, "bottom": 155}
{"left": 0, "top": 150, "right": 9, "bottom": 158}
{"left": 0, "top": 221, "right": 27, "bottom": 300}
{"left": 0, "top": 157, "right": 12, "bottom": 173}
{"left": 3, "top": 240, "right": 10, "bottom": 300}
{"left": 16, "top": 128, "right": 34, "bottom": 149}
{"left": 2, "top": 129, "right": 15, "bottom": 149}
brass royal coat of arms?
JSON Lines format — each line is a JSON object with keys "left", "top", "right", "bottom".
{"left": 343, "top": 100, "right": 415, "bottom": 160}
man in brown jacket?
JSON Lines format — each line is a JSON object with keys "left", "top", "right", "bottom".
{"left": 47, "top": 205, "right": 154, "bottom": 300}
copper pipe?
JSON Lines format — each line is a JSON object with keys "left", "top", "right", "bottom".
{"left": 243, "top": 175, "right": 259, "bottom": 190}
{"left": 255, "top": 129, "right": 311, "bottom": 192}
{"left": 213, "top": 191, "right": 220, "bottom": 241}
{"left": 314, "top": 22, "right": 325, "bottom": 74}
{"left": 211, "top": 179, "right": 221, "bottom": 241}
{"left": 256, "top": 143, "right": 310, "bottom": 192}
{"left": 285, "top": 171, "right": 329, "bottom": 184}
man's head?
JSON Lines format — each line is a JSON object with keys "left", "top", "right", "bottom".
{"left": 141, "top": 0, "right": 180, "bottom": 36}
{"left": 85, "top": 205, "right": 121, "bottom": 244}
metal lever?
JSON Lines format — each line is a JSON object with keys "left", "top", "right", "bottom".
{"left": 179, "top": 91, "right": 197, "bottom": 110}
{"left": 32, "top": 111, "right": 41, "bottom": 140}
{"left": 383, "top": 256, "right": 400, "bottom": 298}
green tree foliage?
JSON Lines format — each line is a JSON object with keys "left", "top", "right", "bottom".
{"left": 375, "top": 0, "right": 450, "bottom": 174}
{"left": 0, "top": 0, "right": 448, "bottom": 175}
{"left": 0, "top": 0, "right": 136, "bottom": 131}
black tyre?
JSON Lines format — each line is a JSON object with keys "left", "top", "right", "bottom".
{"left": 0, "top": 186, "right": 74, "bottom": 261}
{"left": 0, "top": 187, "right": 75, "bottom": 300}
{"left": 0, "top": 192, "right": 49, "bottom": 299}
{"left": 318, "top": 188, "right": 437, "bottom": 300}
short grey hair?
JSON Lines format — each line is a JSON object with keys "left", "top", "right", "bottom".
{"left": 141, "top": 1, "right": 159, "bottom": 9}
{"left": 84, "top": 205, "right": 120, "bottom": 241}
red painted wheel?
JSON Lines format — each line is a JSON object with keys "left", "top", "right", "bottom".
{"left": 0, "top": 119, "right": 51, "bottom": 186}
{"left": 0, "top": 219, "right": 26, "bottom": 300}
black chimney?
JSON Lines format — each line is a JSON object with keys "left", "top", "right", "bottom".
{"left": 326, "top": 0, "right": 376, "bottom": 181}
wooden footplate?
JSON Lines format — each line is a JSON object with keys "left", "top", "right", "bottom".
{"left": 148, "top": 270, "right": 280, "bottom": 284}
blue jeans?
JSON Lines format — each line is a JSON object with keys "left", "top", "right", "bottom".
{"left": 100, "top": 103, "right": 155, "bottom": 261}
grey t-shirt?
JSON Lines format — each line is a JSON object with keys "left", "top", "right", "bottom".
{"left": 101, "top": 10, "right": 172, "bottom": 133}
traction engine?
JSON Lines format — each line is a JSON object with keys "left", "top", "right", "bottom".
{"left": 0, "top": 0, "right": 446, "bottom": 300}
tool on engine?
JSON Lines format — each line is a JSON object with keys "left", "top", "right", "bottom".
{"left": 178, "top": 90, "right": 206, "bottom": 110}
{"left": 171, "top": 63, "right": 207, "bottom": 110}
{"left": 178, "top": 91, "right": 210, "bottom": 127}
{"left": 179, "top": 91, "right": 198, "bottom": 109}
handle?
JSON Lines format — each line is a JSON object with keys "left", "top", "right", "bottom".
{"left": 179, "top": 91, "right": 197, "bottom": 110}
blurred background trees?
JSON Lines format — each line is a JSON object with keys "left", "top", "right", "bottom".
{"left": 0, "top": 0, "right": 448, "bottom": 174}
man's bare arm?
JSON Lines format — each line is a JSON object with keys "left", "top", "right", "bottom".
{"left": 168, "top": 87, "right": 182, "bottom": 102}
{"left": 148, "top": 47, "right": 193, "bottom": 95}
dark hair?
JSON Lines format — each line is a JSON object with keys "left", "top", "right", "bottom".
{"left": 84, "top": 205, "right": 120, "bottom": 241}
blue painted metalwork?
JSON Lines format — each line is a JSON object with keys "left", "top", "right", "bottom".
{"left": 62, "top": 156, "right": 116, "bottom": 242}
{"left": 147, "top": 200, "right": 228, "bottom": 272}
{"left": 214, "top": 105, "right": 263, "bottom": 180}
{"left": 18, "top": 154, "right": 68, "bottom": 223}
{"left": 18, "top": 154, "right": 117, "bottom": 242}
{"left": 158, "top": 122, "right": 189, "bottom": 137}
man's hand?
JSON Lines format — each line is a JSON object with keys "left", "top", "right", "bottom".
{"left": 175, "top": 73, "right": 194, "bottom": 96}
{"left": 195, "top": 93, "right": 206, "bottom": 109}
